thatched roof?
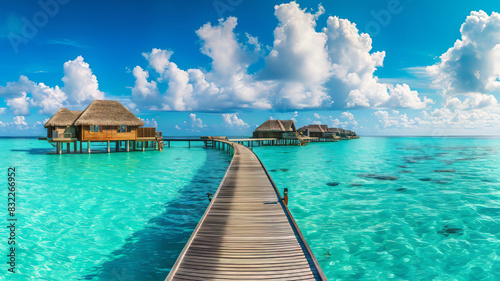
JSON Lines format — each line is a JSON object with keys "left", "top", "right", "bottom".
{"left": 74, "top": 100, "right": 144, "bottom": 126}
{"left": 328, "top": 128, "right": 341, "bottom": 133}
{"left": 255, "top": 120, "right": 296, "bottom": 132}
{"left": 298, "top": 124, "right": 328, "bottom": 133}
{"left": 44, "top": 108, "right": 82, "bottom": 128}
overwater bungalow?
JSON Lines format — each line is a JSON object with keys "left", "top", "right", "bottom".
{"left": 253, "top": 120, "right": 297, "bottom": 139}
{"left": 44, "top": 100, "right": 163, "bottom": 154}
{"left": 298, "top": 124, "right": 330, "bottom": 138}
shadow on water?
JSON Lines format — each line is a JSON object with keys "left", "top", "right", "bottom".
{"left": 80, "top": 148, "right": 231, "bottom": 281}
{"left": 11, "top": 148, "right": 54, "bottom": 155}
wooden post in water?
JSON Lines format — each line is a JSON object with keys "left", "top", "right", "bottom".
{"left": 188, "top": 141, "right": 191, "bottom": 148}
{"left": 126, "top": 140, "right": 130, "bottom": 152}
{"left": 142, "top": 141, "right": 145, "bottom": 151}
{"left": 283, "top": 188, "right": 289, "bottom": 205}
{"left": 56, "top": 142, "right": 60, "bottom": 154}
{"left": 87, "top": 141, "right": 91, "bottom": 153}
{"left": 107, "top": 141, "right": 110, "bottom": 153}
{"left": 79, "top": 141, "right": 82, "bottom": 153}
{"left": 116, "top": 141, "right": 119, "bottom": 152}
{"left": 66, "top": 143, "right": 70, "bottom": 153}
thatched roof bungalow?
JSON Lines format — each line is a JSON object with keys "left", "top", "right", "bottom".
{"left": 253, "top": 120, "right": 297, "bottom": 139}
{"left": 44, "top": 108, "right": 82, "bottom": 139}
{"left": 298, "top": 124, "right": 329, "bottom": 138}
{"left": 44, "top": 100, "right": 162, "bottom": 154}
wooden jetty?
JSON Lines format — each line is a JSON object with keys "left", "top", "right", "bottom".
{"left": 165, "top": 140, "right": 326, "bottom": 280}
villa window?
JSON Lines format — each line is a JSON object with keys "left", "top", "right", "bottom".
{"left": 90, "top": 125, "right": 99, "bottom": 132}
{"left": 127, "top": 126, "right": 131, "bottom": 133}
{"left": 119, "top": 125, "right": 126, "bottom": 133}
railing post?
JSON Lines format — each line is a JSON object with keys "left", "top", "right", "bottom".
{"left": 283, "top": 188, "right": 288, "bottom": 205}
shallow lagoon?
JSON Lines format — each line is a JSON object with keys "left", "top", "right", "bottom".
{"left": 1, "top": 137, "right": 500, "bottom": 280}
{"left": 253, "top": 137, "right": 500, "bottom": 280}
{"left": 0, "top": 138, "right": 230, "bottom": 280}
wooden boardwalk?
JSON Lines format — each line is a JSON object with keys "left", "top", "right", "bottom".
{"left": 166, "top": 141, "right": 326, "bottom": 280}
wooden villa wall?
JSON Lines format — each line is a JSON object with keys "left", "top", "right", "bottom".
{"left": 81, "top": 125, "right": 138, "bottom": 141}
{"left": 253, "top": 131, "right": 285, "bottom": 138}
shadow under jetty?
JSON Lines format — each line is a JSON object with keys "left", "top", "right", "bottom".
{"left": 81, "top": 148, "right": 230, "bottom": 281}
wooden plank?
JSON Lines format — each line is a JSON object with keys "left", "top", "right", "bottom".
{"left": 165, "top": 141, "right": 326, "bottom": 281}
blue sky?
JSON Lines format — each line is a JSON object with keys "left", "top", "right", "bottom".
{"left": 1, "top": 0, "right": 500, "bottom": 136}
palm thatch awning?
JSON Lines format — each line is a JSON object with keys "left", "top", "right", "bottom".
{"left": 74, "top": 100, "right": 144, "bottom": 126}
{"left": 255, "top": 120, "right": 296, "bottom": 132}
{"left": 44, "top": 108, "right": 82, "bottom": 128}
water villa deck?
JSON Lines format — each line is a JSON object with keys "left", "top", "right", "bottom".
{"left": 166, "top": 140, "right": 326, "bottom": 280}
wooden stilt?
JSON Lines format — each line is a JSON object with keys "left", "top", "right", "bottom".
{"left": 142, "top": 141, "right": 145, "bottom": 151}
{"left": 188, "top": 141, "right": 191, "bottom": 148}
{"left": 66, "top": 143, "right": 70, "bottom": 153}
{"left": 87, "top": 141, "right": 91, "bottom": 153}
{"left": 116, "top": 141, "right": 119, "bottom": 152}
{"left": 80, "top": 141, "right": 82, "bottom": 153}
{"left": 126, "top": 140, "right": 130, "bottom": 152}
{"left": 107, "top": 141, "right": 110, "bottom": 153}
{"left": 56, "top": 142, "right": 61, "bottom": 154}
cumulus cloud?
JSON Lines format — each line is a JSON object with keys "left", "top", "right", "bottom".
{"left": 131, "top": 66, "right": 159, "bottom": 105}
{"left": 13, "top": 116, "right": 28, "bottom": 127}
{"left": 6, "top": 92, "right": 30, "bottom": 115}
{"left": 130, "top": 2, "right": 429, "bottom": 112}
{"left": 62, "top": 56, "right": 104, "bottom": 104}
{"left": 427, "top": 11, "right": 500, "bottom": 96}
{"left": 187, "top": 113, "right": 207, "bottom": 128}
{"left": 340, "top": 111, "right": 355, "bottom": 120}
{"left": 373, "top": 110, "right": 416, "bottom": 128}
{"left": 0, "top": 56, "right": 103, "bottom": 116}
{"left": 222, "top": 113, "right": 249, "bottom": 127}
{"left": 332, "top": 111, "right": 358, "bottom": 128}
{"left": 140, "top": 118, "right": 158, "bottom": 128}
{"left": 324, "top": 16, "right": 432, "bottom": 109}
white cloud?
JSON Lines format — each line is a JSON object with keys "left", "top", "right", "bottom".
{"left": 340, "top": 111, "right": 355, "bottom": 120}
{"left": 222, "top": 113, "right": 249, "bottom": 127}
{"left": 13, "top": 116, "right": 28, "bottom": 127}
{"left": 188, "top": 113, "right": 206, "bottom": 128}
{"left": 325, "top": 16, "right": 432, "bottom": 109}
{"left": 427, "top": 11, "right": 500, "bottom": 96}
{"left": 62, "top": 56, "right": 104, "bottom": 104}
{"left": 140, "top": 118, "right": 158, "bottom": 128}
{"left": 142, "top": 48, "right": 172, "bottom": 74}
{"left": 175, "top": 125, "right": 181, "bottom": 130}
{"left": 0, "top": 76, "right": 65, "bottom": 115}
{"left": 373, "top": 110, "right": 416, "bottom": 128}
{"left": 6, "top": 92, "right": 30, "bottom": 115}
{"left": 332, "top": 111, "right": 358, "bottom": 128}
{"left": 0, "top": 56, "right": 103, "bottom": 116}
{"left": 130, "top": 2, "right": 429, "bottom": 112}
{"left": 0, "top": 108, "right": 5, "bottom": 114}
{"left": 131, "top": 66, "right": 159, "bottom": 102}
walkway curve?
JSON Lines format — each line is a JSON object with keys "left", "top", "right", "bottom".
{"left": 165, "top": 141, "right": 327, "bottom": 280}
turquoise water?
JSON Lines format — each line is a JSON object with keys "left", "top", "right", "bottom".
{"left": 0, "top": 138, "right": 230, "bottom": 280}
{"left": 253, "top": 137, "right": 500, "bottom": 280}
{"left": 2, "top": 137, "right": 500, "bottom": 280}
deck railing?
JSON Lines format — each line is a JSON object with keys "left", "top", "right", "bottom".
{"left": 137, "top": 127, "right": 156, "bottom": 138}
